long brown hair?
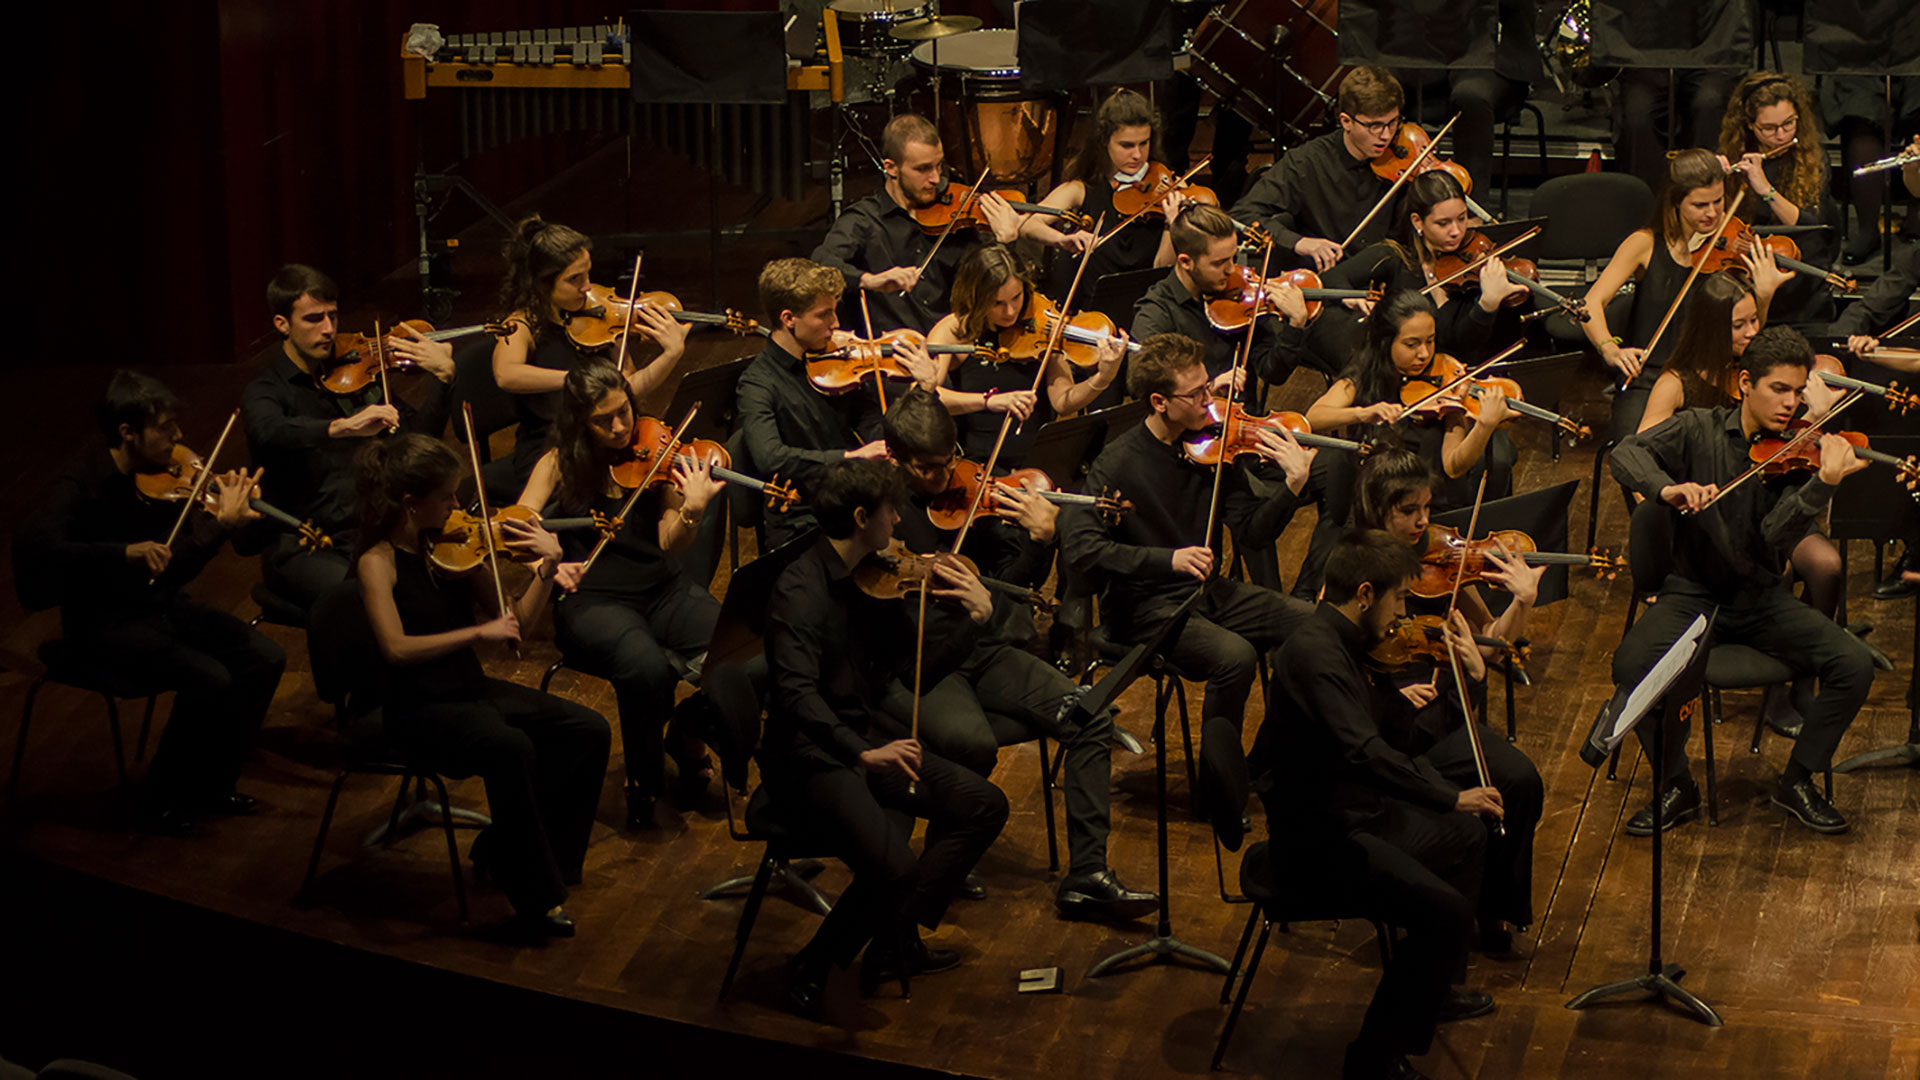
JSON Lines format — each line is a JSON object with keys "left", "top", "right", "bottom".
{"left": 1718, "top": 71, "right": 1827, "bottom": 211}
{"left": 1667, "top": 270, "right": 1756, "bottom": 410}
{"left": 553, "top": 358, "right": 633, "bottom": 515}
{"left": 1065, "top": 89, "right": 1160, "bottom": 187}
{"left": 352, "top": 434, "right": 461, "bottom": 558}
{"left": 1654, "top": 149, "right": 1726, "bottom": 247}
{"left": 1392, "top": 170, "right": 1473, "bottom": 271}
{"left": 498, "top": 214, "right": 590, "bottom": 339}
{"left": 949, "top": 243, "right": 1033, "bottom": 343}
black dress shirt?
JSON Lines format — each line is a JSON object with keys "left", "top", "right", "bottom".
{"left": 1230, "top": 130, "right": 1398, "bottom": 257}
{"left": 762, "top": 535, "right": 980, "bottom": 774}
{"left": 811, "top": 189, "right": 984, "bottom": 334}
{"left": 1611, "top": 404, "right": 1835, "bottom": 598}
{"left": 892, "top": 483, "right": 1054, "bottom": 644}
{"left": 1249, "top": 602, "right": 1460, "bottom": 835}
{"left": 1060, "top": 421, "right": 1304, "bottom": 621}
{"left": 1131, "top": 267, "right": 1307, "bottom": 384}
{"left": 240, "top": 343, "right": 453, "bottom": 534}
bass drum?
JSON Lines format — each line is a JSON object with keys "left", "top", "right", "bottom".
{"left": 910, "top": 29, "right": 1062, "bottom": 188}
{"left": 1187, "top": 0, "right": 1347, "bottom": 147}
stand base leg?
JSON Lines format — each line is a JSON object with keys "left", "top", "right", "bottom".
{"left": 362, "top": 798, "right": 490, "bottom": 850}
{"left": 1565, "top": 962, "right": 1723, "bottom": 1027}
{"left": 1831, "top": 742, "right": 1920, "bottom": 773}
{"left": 698, "top": 859, "right": 832, "bottom": 916}
{"left": 1086, "top": 934, "right": 1231, "bottom": 979}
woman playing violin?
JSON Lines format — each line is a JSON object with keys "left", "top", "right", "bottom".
{"left": 490, "top": 216, "right": 690, "bottom": 498}
{"left": 1717, "top": 73, "right": 1838, "bottom": 324}
{"left": 513, "top": 358, "right": 726, "bottom": 829}
{"left": 1019, "top": 90, "right": 1181, "bottom": 295}
{"left": 925, "top": 244, "right": 1126, "bottom": 465}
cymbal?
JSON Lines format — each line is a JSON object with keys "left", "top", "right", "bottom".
{"left": 889, "top": 14, "right": 982, "bottom": 41}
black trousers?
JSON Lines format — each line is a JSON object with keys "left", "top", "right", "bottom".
{"left": 1447, "top": 71, "right": 1528, "bottom": 199}
{"left": 881, "top": 643, "right": 1117, "bottom": 876}
{"left": 1613, "top": 69, "right": 1738, "bottom": 192}
{"left": 1611, "top": 580, "right": 1875, "bottom": 786}
{"left": 1288, "top": 449, "right": 1359, "bottom": 601}
{"left": 1123, "top": 578, "right": 1314, "bottom": 730}
{"left": 1421, "top": 722, "right": 1541, "bottom": 929}
{"left": 771, "top": 752, "right": 1008, "bottom": 970}
{"left": 386, "top": 680, "right": 611, "bottom": 917}
{"left": 261, "top": 532, "right": 351, "bottom": 613}
{"left": 554, "top": 580, "right": 718, "bottom": 798}
{"left": 70, "top": 597, "right": 285, "bottom": 807}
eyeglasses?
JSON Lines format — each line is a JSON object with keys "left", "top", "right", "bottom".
{"left": 1345, "top": 114, "right": 1401, "bottom": 137}
{"left": 902, "top": 453, "right": 956, "bottom": 476}
{"left": 1752, "top": 114, "right": 1798, "bottom": 137}
{"left": 1163, "top": 383, "right": 1213, "bottom": 406}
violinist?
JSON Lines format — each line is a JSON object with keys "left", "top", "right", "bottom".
{"left": 1018, "top": 89, "right": 1180, "bottom": 296}
{"left": 1132, "top": 203, "right": 1310, "bottom": 383}
{"left": 352, "top": 434, "right": 609, "bottom": 939}
{"left": 1060, "top": 334, "right": 1316, "bottom": 736}
{"left": 925, "top": 244, "right": 1125, "bottom": 465}
{"left": 241, "top": 264, "right": 454, "bottom": 611}
{"left": 20, "top": 371, "right": 283, "bottom": 835}
{"left": 737, "top": 258, "right": 906, "bottom": 549}
{"left": 1229, "top": 66, "right": 1405, "bottom": 272}
{"left": 513, "top": 359, "right": 725, "bottom": 829}
{"left": 811, "top": 113, "right": 1022, "bottom": 334}
{"left": 1716, "top": 72, "right": 1839, "bottom": 324}
{"left": 763, "top": 458, "right": 1007, "bottom": 1017}
{"left": 882, "top": 390, "right": 1156, "bottom": 921}
{"left": 1610, "top": 327, "right": 1876, "bottom": 837}
{"left": 491, "top": 216, "right": 690, "bottom": 496}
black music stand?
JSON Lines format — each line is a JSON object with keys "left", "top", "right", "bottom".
{"left": 1084, "top": 267, "right": 1166, "bottom": 327}
{"left": 661, "top": 355, "right": 757, "bottom": 446}
{"left": 1023, "top": 400, "right": 1146, "bottom": 490}
{"left": 1478, "top": 217, "right": 1549, "bottom": 248}
{"left": 1085, "top": 588, "right": 1229, "bottom": 978}
{"left": 1568, "top": 609, "right": 1722, "bottom": 1026}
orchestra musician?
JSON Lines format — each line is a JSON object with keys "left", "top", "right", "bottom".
{"left": 811, "top": 113, "right": 1022, "bottom": 335}
{"left": 20, "top": 371, "right": 283, "bottom": 835}
{"left": 1132, "top": 203, "right": 1312, "bottom": 382}
{"left": 1608, "top": 326, "right": 1876, "bottom": 836}
{"left": 1020, "top": 89, "right": 1181, "bottom": 296}
{"left": 1716, "top": 72, "right": 1838, "bottom": 324}
{"left": 241, "top": 264, "right": 455, "bottom": 611}
{"left": 513, "top": 359, "right": 726, "bottom": 830}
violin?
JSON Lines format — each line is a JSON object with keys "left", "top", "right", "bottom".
{"left": 1398, "top": 353, "right": 1592, "bottom": 441}
{"left": 1367, "top": 614, "right": 1530, "bottom": 676}
{"left": 1688, "top": 216, "right": 1858, "bottom": 293}
{"left": 1182, "top": 396, "right": 1372, "bottom": 465}
{"left": 609, "top": 414, "right": 801, "bottom": 511}
{"left": 1746, "top": 419, "right": 1920, "bottom": 495}
{"left": 806, "top": 329, "right": 985, "bottom": 393}
{"left": 135, "top": 444, "right": 331, "bottom": 551}
{"left": 563, "top": 283, "right": 766, "bottom": 352}
{"left": 994, "top": 292, "right": 1115, "bottom": 369}
{"left": 1372, "top": 122, "right": 1475, "bottom": 191}
{"left": 1814, "top": 367, "right": 1917, "bottom": 414}
{"left": 1410, "top": 524, "right": 1623, "bottom": 599}
{"left": 852, "top": 538, "right": 1055, "bottom": 614}
{"left": 1430, "top": 232, "right": 1535, "bottom": 309}
{"left": 1110, "top": 162, "right": 1221, "bottom": 219}
{"left": 925, "top": 458, "right": 1131, "bottom": 530}
{"left": 1204, "top": 266, "right": 1377, "bottom": 332}
{"left": 322, "top": 319, "right": 512, "bottom": 395}
{"left": 427, "top": 505, "right": 555, "bottom": 576}
{"left": 911, "top": 182, "right": 1094, "bottom": 236}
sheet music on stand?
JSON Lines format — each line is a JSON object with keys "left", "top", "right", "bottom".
{"left": 1583, "top": 613, "right": 1709, "bottom": 763}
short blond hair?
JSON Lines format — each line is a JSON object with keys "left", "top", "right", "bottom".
{"left": 758, "top": 258, "right": 844, "bottom": 327}
{"left": 1338, "top": 66, "right": 1403, "bottom": 118}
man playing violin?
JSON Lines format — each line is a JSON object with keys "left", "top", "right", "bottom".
{"left": 21, "top": 370, "right": 283, "bottom": 835}
{"left": 241, "top": 263, "right": 455, "bottom": 612}
{"left": 1061, "top": 333, "right": 1317, "bottom": 737}
{"left": 1610, "top": 326, "right": 1876, "bottom": 836}
{"left": 1230, "top": 66, "right": 1406, "bottom": 273}
{"left": 812, "top": 113, "right": 1023, "bottom": 335}
{"left": 882, "top": 388, "right": 1158, "bottom": 922}
{"left": 1132, "top": 204, "right": 1313, "bottom": 383}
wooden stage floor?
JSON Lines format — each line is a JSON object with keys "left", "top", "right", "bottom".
{"left": 1, "top": 360, "right": 1916, "bottom": 1080}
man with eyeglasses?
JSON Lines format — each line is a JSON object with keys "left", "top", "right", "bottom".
{"left": 1231, "top": 66, "right": 1407, "bottom": 273}
{"left": 1061, "top": 333, "right": 1318, "bottom": 737}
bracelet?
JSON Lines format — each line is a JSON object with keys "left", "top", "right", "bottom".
{"left": 679, "top": 508, "right": 703, "bottom": 528}
{"left": 982, "top": 388, "right": 997, "bottom": 407}
{"left": 1759, "top": 190, "right": 1776, "bottom": 203}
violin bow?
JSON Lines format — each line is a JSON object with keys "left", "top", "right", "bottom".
{"left": 153, "top": 409, "right": 240, "bottom": 584}
{"left": 1014, "top": 214, "right": 1105, "bottom": 437}
{"left": 1688, "top": 389, "right": 1865, "bottom": 515}
{"left": 1341, "top": 113, "right": 1461, "bottom": 251}
{"left": 1200, "top": 230, "right": 1276, "bottom": 555}
{"left": 1441, "top": 469, "right": 1504, "bottom": 836}
{"left": 459, "top": 403, "right": 514, "bottom": 652}
{"left": 917, "top": 166, "right": 992, "bottom": 276}
{"left": 1882, "top": 309, "right": 1920, "bottom": 339}
{"left": 857, "top": 288, "right": 888, "bottom": 414}
{"left": 578, "top": 404, "right": 701, "bottom": 579}
{"left": 1394, "top": 341, "right": 1526, "bottom": 424}
{"left": 1419, "top": 226, "right": 1542, "bottom": 296}
{"left": 374, "top": 318, "right": 399, "bottom": 433}
{"left": 611, "top": 252, "right": 643, "bottom": 376}
{"left": 1093, "top": 155, "right": 1212, "bottom": 252}
{"left": 1638, "top": 186, "right": 1750, "bottom": 377}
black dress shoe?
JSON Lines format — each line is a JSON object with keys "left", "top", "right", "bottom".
{"left": 1055, "top": 868, "right": 1159, "bottom": 922}
{"left": 1435, "top": 987, "right": 1496, "bottom": 1023}
{"left": 861, "top": 933, "right": 961, "bottom": 995}
{"left": 1624, "top": 781, "right": 1701, "bottom": 837}
{"left": 1874, "top": 549, "right": 1917, "bottom": 599}
{"left": 1760, "top": 684, "right": 1806, "bottom": 740}
{"left": 785, "top": 958, "right": 828, "bottom": 1019}
{"left": 193, "top": 791, "right": 259, "bottom": 816}
{"left": 1771, "top": 776, "right": 1849, "bottom": 834}
{"left": 507, "top": 908, "right": 576, "bottom": 939}
{"left": 1342, "top": 1043, "right": 1432, "bottom": 1080}
{"left": 958, "top": 871, "right": 987, "bottom": 901}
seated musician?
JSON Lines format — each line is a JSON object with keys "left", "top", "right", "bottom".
{"left": 737, "top": 257, "right": 910, "bottom": 549}
{"left": 1019, "top": 89, "right": 1181, "bottom": 297}
{"left": 1248, "top": 530, "right": 1505, "bottom": 1080}
{"left": 1132, "top": 203, "right": 1311, "bottom": 384}
{"left": 1716, "top": 72, "right": 1839, "bottom": 325}
{"left": 513, "top": 358, "right": 725, "bottom": 829}
{"left": 1230, "top": 66, "right": 1407, "bottom": 273}
{"left": 241, "top": 264, "right": 455, "bottom": 611}
{"left": 762, "top": 458, "right": 1008, "bottom": 1017}
{"left": 1060, "top": 333, "right": 1316, "bottom": 734}
{"left": 1581, "top": 149, "right": 1779, "bottom": 443}
{"left": 491, "top": 215, "right": 689, "bottom": 496}
{"left": 353, "top": 434, "right": 610, "bottom": 939}
{"left": 1352, "top": 448, "right": 1545, "bottom": 953}
{"left": 21, "top": 371, "right": 284, "bottom": 834}
{"left": 882, "top": 388, "right": 1156, "bottom": 921}
{"left": 926, "top": 243, "right": 1126, "bottom": 467}
{"left": 811, "top": 113, "right": 1022, "bottom": 335}
{"left": 1609, "top": 326, "right": 1876, "bottom": 836}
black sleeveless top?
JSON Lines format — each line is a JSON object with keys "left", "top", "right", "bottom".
{"left": 511, "top": 322, "right": 588, "bottom": 479}
{"left": 949, "top": 314, "right": 1059, "bottom": 466}
{"left": 386, "top": 544, "right": 488, "bottom": 708}
{"left": 1046, "top": 174, "right": 1165, "bottom": 296}
{"left": 1623, "top": 239, "right": 1693, "bottom": 391}
{"left": 556, "top": 483, "right": 678, "bottom": 604}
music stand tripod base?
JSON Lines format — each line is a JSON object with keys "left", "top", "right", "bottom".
{"left": 1564, "top": 961, "right": 1723, "bottom": 1027}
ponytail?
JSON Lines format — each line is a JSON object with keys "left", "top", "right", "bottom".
{"left": 352, "top": 434, "right": 461, "bottom": 557}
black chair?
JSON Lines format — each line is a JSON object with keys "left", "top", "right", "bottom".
{"left": 451, "top": 338, "right": 521, "bottom": 504}
{"left": 5, "top": 639, "right": 167, "bottom": 803}
{"left": 298, "top": 580, "right": 484, "bottom": 924}
{"left": 1196, "top": 716, "right": 1393, "bottom": 1072}
{"left": 1496, "top": 100, "right": 1550, "bottom": 218}
{"left": 1530, "top": 173, "right": 1655, "bottom": 350}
